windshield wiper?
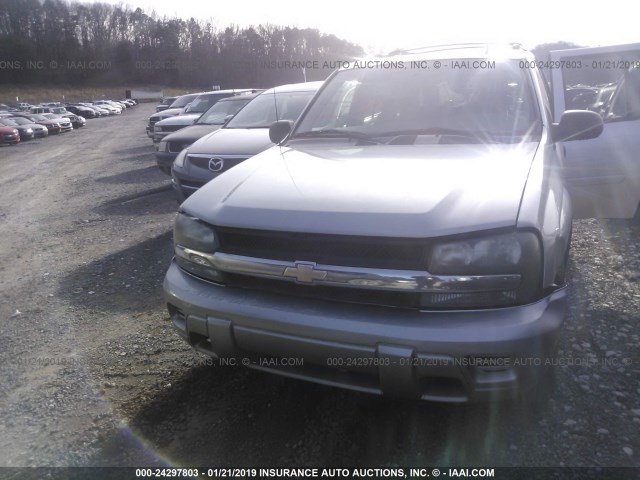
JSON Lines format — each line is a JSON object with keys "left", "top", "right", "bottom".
{"left": 292, "top": 129, "right": 384, "bottom": 144}
{"left": 226, "top": 125, "right": 270, "bottom": 129}
{"left": 377, "top": 127, "right": 496, "bottom": 144}
{"left": 375, "top": 127, "right": 481, "bottom": 138}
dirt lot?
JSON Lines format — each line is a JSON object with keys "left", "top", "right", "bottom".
{"left": 0, "top": 104, "right": 638, "bottom": 473}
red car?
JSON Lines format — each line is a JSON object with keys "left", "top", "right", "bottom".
{"left": 0, "top": 126, "right": 20, "bottom": 145}
{"left": 13, "top": 113, "right": 62, "bottom": 134}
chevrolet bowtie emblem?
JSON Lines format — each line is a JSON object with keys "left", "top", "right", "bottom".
{"left": 283, "top": 262, "right": 328, "bottom": 283}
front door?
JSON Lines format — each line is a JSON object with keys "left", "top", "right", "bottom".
{"left": 550, "top": 43, "right": 640, "bottom": 218}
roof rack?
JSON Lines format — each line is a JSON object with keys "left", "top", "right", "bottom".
{"left": 388, "top": 43, "right": 524, "bottom": 56}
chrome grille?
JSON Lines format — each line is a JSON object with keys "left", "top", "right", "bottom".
{"left": 168, "top": 142, "right": 190, "bottom": 153}
{"left": 216, "top": 228, "right": 430, "bottom": 270}
{"left": 158, "top": 125, "right": 183, "bottom": 133}
{"left": 186, "top": 154, "right": 250, "bottom": 172}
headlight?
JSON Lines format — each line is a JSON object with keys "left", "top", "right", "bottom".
{"left": 158, "top": 141, "right": 168, "bottom": 152}
{"left": 154, "top": 125, "right": 161, "bottom": 133}
{"left": 173, "top": 213, "right": 222, "bottom": 282}
{"left": 174, "top": 148, "right": 188, "bottom": 169}
{"left": 430, "top": 233, "right": 525, "bottom": 275}
{"left": 174, "top": 213, "right": 218, "bottom": 252}
{"left": 426, "top": 231, "right": 543, "bottom": 307}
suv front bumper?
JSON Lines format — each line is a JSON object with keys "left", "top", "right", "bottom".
{"left": 163, "top": 260, "right": 566, "bottom": 402}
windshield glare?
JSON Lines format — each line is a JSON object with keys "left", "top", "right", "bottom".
{"left": 226, "top": 91, "right": 315, "bottom": 128}
{"left": 170, "top": 95, "right": 198, "bottom": 108}
{"left": 295, "top": 60, "right": 540, "bottom": 143}
{"left": 186, "top": 94, "right": 231, "bottom": 113}
{"left": 196, "top": 98, "right": 251, "bottom": 125}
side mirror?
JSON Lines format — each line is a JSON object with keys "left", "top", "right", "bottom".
{"left": 222, "top": 114, "right": 234, "bottom": 125}
{"left": 269, "top": 120, "right": 293, "bottom": 144}
{"left": 553, "top": 110, "right": 603, "bottom": 142}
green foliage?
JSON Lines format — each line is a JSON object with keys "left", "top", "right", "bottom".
{"left": 0, "top": 0, "right": 364, "bottom": 88}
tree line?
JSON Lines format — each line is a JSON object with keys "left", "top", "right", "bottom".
{"left": 0, "top": 0, "right": 364, "bottom": 88}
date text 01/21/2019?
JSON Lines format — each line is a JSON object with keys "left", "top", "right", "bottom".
{"left": 135, "top": 467, "right": 496, "bottom": 478}
{"left": 520, "top": 59, "right": 640, "bottom": 70}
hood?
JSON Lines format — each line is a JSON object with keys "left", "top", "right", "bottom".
{"left": 187, "top": 127, "right": 273, "bottom": 156}
{"left": 152, "top": 108, "right": 183, "bottom": 119}
{"left": 183, "top": 142, "right": 539, "bottom": 238}
{"left": 162, "top": 124, "right": 223, "bottom": 144}
{"left": 0, "top": 127, "right": 18, "bottom": 134}
{"left": 156, "top": 114, "right": 199, "bottom": 127}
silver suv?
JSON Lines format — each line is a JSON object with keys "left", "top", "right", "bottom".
{"left": 163, "top": 44, "right": 617, "bottom": 402}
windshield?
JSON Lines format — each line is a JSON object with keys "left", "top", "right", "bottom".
{"left": 10, "top": 117, "right": 29, "bottom": 125}
{"left": 0, "top": 119, "right": 18, "bottom": 126}
{"left": 294, "top": 59, "right": 540, "bottom": 144}
{"left": 196, "top": 97, "right": 252, "bottom": 125}
{"left": 185, "top": 93, "right": 233, "bottom": 114}
{"left": 226, "top": 91, "right": 315, "bottom": 128}
{"left": 170, "top": 94, "right": 199, "bottom": 109}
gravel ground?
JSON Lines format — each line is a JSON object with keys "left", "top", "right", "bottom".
{"left": 0, "top": 105, "right": 638, "bottom": 474}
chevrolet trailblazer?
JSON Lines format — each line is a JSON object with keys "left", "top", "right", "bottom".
{"left": 162, "top": 43, "right": 640, "bottom": 402}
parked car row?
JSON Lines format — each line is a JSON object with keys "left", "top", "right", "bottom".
{"left": 146, "top": 90, "right": 261, "bottom": 139}
{"left": 0, "top": 98, "right": 138, "bottom": 146}
{"left": 155, "top": 93, "right": 259, "bottom": 174}
{"left": 167, "top": 83, "right": 321, "bottom": 201}
{"left": 149, "top": 84, "right": 321, "bottom": 190}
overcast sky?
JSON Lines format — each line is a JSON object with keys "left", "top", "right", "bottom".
{"left": 86, "top": 0, "right": 638, "bottom": 54}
